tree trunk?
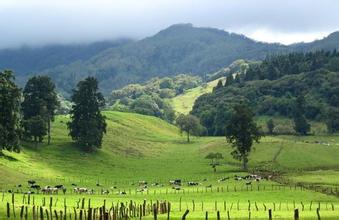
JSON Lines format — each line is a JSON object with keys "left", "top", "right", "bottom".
{"left": 34, "top": 136, "right": 38, "bottom": 149}
{"left": 243, "top": 158, "right": 248, "bottom": 171}
{"left": 187, "top": 131, "right": 190, "bottom": 143}
{"left": 47, "top": 115, "right": 51, "bottom": 145}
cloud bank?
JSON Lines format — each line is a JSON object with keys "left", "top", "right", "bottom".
{"left": 0, "top": 0, "right": 338, "bottom": 48}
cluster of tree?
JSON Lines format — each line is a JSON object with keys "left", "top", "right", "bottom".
{"left": 192, "top": 51, "right": 339, "bottom": 135}
{"left": 0, "top": 70, "right": 106, "bottom": 153}
{"left": 110, "top": 74, "right": 202, "bottom": 122}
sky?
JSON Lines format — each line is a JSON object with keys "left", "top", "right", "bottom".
{"left": 0, "top": 0, "right": 338, "bottom": 49}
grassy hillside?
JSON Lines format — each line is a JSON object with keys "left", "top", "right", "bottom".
{"left": 169, "top": 78, "right": 224, "bottom": 114}
{"left": 1, "top": 111, "right": 339, "bottom": 219}
{"left": 0, "top": 111, "right": 338, "bottom": 185}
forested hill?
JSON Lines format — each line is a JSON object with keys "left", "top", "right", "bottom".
{"left": 1, "top": 24, "right": 339, "bottom": 95}
{"left": 191, "top": 51, "right": 339, "bottom": 136}
{"left": 0, "top": 39, "right": 131, "bottom": 75}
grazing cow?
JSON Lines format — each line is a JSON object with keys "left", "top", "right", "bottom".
{"left": 71, "top": 183, "right": 77, "bottom": 187}
{"left": 117, "top": 191, "right": 126, "bottom": 195}
{"left": 218, "top": 177, "right": 229, "bottom": 182}
{"left": 245, "top": 182, "right": 252, "bottom": 185}
{"left": 28, "top": 180, "right": 36, "bottom": 185}
{"left": 101, "top": 189, "right": 109, "bottom": 195}
{"left": 30, "top": 185, "right": 41, "bottom": 190}
{"left": 138, "top": 181, "right": 147, "bottom": 186}
{"left": 151, "top": 182, "right": 159, "bottom": 186}
{"left": 42, "top": 186, "right": 58, "bottom": 194}
{"left": 187, "top": 182, "right": 199, "bottom": 186}
{"left": 73, "top": 187, "right": 88, "bottom": 194}
{"left": 169, "top": 179, "right": 181, "bottom": 186}
{"left": 172, "top": 186, "right": 181, "bottom": 190}
{"left": 55, "top": 185, "right": 64, "bottom": 189}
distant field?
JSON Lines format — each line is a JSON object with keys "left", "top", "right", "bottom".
{"left": 169, "top": 78, "right": 224, "bottom": 114}
{"left": 0, "top": 111, "right": 339, "bottom": 219}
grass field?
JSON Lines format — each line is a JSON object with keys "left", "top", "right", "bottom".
{"left": 169, "top": 78, "right": 225, "bottom": 115}
{"left": 0, "top": 111, "right": 339, "bottom": 219}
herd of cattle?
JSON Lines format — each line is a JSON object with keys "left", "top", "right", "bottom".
{"left": 8, "top": 174, "right": 272, "bottom": 195}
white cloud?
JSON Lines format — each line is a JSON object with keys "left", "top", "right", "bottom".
{"left": 0, "top": 0, "right": 338, "bottom": 48}
{"left": 230, "top": 28, "right": 331, "bottom": 45}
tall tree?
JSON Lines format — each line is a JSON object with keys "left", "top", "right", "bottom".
{"left": 266, "top": 119, "right": 275, "bottom": 135}
{"left": 225, "top": 104, "right": 262, "bottom": 170}
{"left": 22, "top": 76, "right": 59, "bottom": 145}
{"left": 0, "top": 70, "right": 21, "bottom": 153}
{"left": 175, "top": 114, "right": 204, "bottom": 142}
{"left": 293, "top": 95, "right": 310, "bottom": 135}
{"left": 22, "top": 116, "right": 47, "bottom": 148}
{"left": 67, "top": 77, "right": 107, "bottom": 151}
{"left": 326, "top": 107, "right": 339, "bottom": 133}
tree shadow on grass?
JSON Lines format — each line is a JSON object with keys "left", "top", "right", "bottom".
{"left": 0, "top": 153, "right": 18, "bottom": 161}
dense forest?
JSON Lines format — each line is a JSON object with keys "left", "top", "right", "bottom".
{"left": 192, "top": 50, "right": 339, "bottom": 135}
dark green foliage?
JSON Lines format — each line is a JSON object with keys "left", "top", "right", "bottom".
{"left": 205, "top": 152, "right": 223, "bottom": 172}
{"left": 0, "top": 70, "right": 21, "bottom": 153}
{"left": 192, "top": 51, "right": 339, "bottom": 134}
{"left": 22, "top": 116, "right": 47, "bottom": 148}
{"left": 326, "top": 107, "right": 339, "bottom": 133}
{"left": 175, "top": 114, "right": 205, "bottom": 142}
{"left": 225, "top": 104, "right": 262, "bottom": 170}
{"left": 67, "top": 77, "right": 107, "bottom": 151}
{"left": 293, "top": 95, "right": 310, "bottom": 135}
{"left": 22, "top": 76, "right": 59, "bottom": 145}
{"left": 266, "top": 119, "right": 275, "bottom": 135}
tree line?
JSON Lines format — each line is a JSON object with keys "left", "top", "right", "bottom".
{"left": 0, "top": 70, "right": 106, "bottom": 154}
{"left": 192, "top": 50, "right": 339, "bottom": 136}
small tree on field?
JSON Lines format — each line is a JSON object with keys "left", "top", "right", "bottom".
{"left": 225, "top": 104, "right": 262, "bottom": 170}
{"left": 266, "top": 119, "right": 275, "bottom": 135}
{"left": 67, "top": 77, "right": 107, "bottom": 152}
{"left": 205, "top": 152, "right": 224, "bottom": 173}
{"left": 176, "top": 114, "right": 204, "bottom": 142}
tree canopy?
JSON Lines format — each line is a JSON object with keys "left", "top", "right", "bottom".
{"left": 225, "top": 104, "right": 262, "bottom": 170}
{"left": 67, "top": 77, "right": 107, "bottom": 151}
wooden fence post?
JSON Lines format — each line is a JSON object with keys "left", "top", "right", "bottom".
{"left": 217, "top": 211, "right": 220, "bottom": 220}
{"left": 268, "top": 209, "right": 272, "bottom": 220}
{"left": 316, "top": 208, "right": 321, "bottom": 220}
{"left": 294, "top": 209, "right": 299, "bottom": 220}
{"left": 205, "top": 211, "right": 208, "bottom": 220}
{"left": 182, "top": 210, "right": 189, "bottom": 220}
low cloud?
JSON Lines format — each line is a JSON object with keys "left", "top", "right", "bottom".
{"left": 0, "top": 0, "right": 338, "bottom": 48}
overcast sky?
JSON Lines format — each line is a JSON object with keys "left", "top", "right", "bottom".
{"left": 0, "top": 0, "right": 338, "bottom": 49}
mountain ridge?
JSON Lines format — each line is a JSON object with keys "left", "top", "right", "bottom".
{"left": 0, "top": 24, "right": 338, "bottom": 95}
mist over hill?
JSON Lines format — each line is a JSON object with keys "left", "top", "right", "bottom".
{"left": 0, "top": 24, "right": 338, "bottom": 95}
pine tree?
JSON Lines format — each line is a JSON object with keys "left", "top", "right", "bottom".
{"left": 22, "top": 76, "right": 59, "bottom": 145}
{"left": 67, "top": 77, "right": 107, "bottom": 151}
{"left": 0, "top": 70, "right": 21, "bottom": 153}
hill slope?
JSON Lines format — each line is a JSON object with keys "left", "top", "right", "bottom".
{"left": 1, "top": 111, "right": 339, "bottom": 188}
